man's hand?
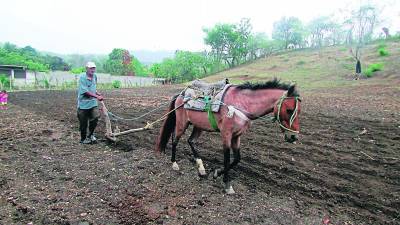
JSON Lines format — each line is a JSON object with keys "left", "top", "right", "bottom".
{"left": 97, "top": 95, "right": 104, "bottom": 101}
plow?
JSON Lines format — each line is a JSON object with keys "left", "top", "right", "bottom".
{"left": 99, "top": 101, "right": 156, "bottom": 142}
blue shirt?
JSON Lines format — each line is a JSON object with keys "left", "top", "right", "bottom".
{"left": 77, "top": 73, "right": 98, "bottom": 109}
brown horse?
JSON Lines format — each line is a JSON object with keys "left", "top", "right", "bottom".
{"left": 155, "top": 79, "right": 301, "bottom": 194}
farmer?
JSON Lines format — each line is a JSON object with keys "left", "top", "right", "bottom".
{"left": 77, "top": 62, "right": 104, "bottom": 144}
{"left": 0, "top": 90, "right": 8, "bottom": 110}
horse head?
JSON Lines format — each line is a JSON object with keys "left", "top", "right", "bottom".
{"left": 273, "top": 84, "right": 301, "bottom": 143}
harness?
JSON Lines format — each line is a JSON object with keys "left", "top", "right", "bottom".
{"left": 275, "top": 93, "right": 301, "bottom": 133}
{"left": 204, "top": 96, "right": 220, "bottom": 131}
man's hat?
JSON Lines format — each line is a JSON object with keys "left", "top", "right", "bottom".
{"left": 86, "top": 61, "right": 96, "bottom": 68}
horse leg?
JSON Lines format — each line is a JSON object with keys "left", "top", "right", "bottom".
{"left": 171, "top": 121, "right": 189, "bottom": 171}
{"left": 222, "top": 146, "right": 234, "bottom": 194}
{"left": 229, "top": 136, "right": 241, "bottom": 170}
{"left": 212, "top": 133, "right": 235, "bottom": 194}
{"left": 213, "top": 136, "right": 241, "bottom": 194}
{"left": 188, "top": 127, "right": 206, "bottom": 176}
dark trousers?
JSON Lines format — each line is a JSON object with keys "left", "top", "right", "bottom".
{"left": 77, "top": 107, "right": 100, "bottom": 141}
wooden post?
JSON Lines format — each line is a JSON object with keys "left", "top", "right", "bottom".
{"left": 10, "top": 69, "right": 14, "bottom": 90}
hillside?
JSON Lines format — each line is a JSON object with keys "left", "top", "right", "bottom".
{"left": 205, "top": 40, "right": 400, "bottom": 90}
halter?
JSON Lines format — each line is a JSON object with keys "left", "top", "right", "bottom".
{"left": 275, "top": 92, "right": 300, "bottom": 133}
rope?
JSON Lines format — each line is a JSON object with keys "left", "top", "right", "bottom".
{"left": 107, "top": 95, "right": 181, "bottom": 122}
{"left": 144, "top": 100, "right": 186, "bottom": 129}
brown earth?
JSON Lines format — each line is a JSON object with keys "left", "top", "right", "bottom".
{"left": 0, "top": 82, "right": 399, "bottom": 225}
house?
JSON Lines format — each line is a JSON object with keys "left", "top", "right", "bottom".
{"left": 0, "top": 65, "right": 36, "bottom": 86}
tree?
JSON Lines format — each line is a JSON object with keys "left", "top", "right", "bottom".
{"left": 0, "top": 46, "right": 49, "bottom": 72}
{"left": 203, "top": 23, "right": 237, "bottom": 68}
{"left": 149, "top": 51, "right": 212, "bottom": 83}
{"left": 234, "top": 18, "right": 253, "bottom": 63}
{"left": 247, "top": 33, "right": 270, "bottom": 60}
{"left": 272, "top": 17, "right": 305, "bottom": 49}
{"left": 307, "top": 16, "right": 338, "bottom": 48}
{"left": 203, "top": 18, "right": 254, "bottom": 68}
{"left": 345, "top": 4, "right": 381, "bottom": 77}
{"left": 104, "top": 48, "right": 137, "bottom": 75}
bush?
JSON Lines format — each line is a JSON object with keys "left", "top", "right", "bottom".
{"left": 364, "top": 63, "right": 384, "bottom": 77}
{"left": 0, "top": 74, "right": 10, "bottom": 89}
{"left": 296, "top": 60, "right": 306, "bottom": 65}
{"left": 378, "top": 48, "right": 389, "bottom": 56}
{"left": 70, "top": 67, "right": 85, "bottom": 74}
{"left": 112, "top": 80, "right": 122, "bottom": 88}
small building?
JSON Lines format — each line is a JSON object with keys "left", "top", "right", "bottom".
{"left": 0, "top": 65, "right": 36, "bottom": 86}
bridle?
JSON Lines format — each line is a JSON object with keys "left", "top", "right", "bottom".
{"left": 275, "top": 92, "right": 301, "bottom": 133}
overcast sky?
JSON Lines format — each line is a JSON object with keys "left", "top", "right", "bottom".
{"left": 1, "top": 0, "right": 399, "bottom": 54}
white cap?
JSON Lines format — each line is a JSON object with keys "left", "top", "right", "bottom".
{"left": 86, "top": 61, "right": 96, "bottom": 68}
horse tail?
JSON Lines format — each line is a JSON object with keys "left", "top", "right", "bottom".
{"left": 155, "top": 94, "right": 178, "bottom": 153}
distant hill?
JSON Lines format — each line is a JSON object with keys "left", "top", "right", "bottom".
{"left": 131, "top": 50, "right": 175, "bottom": 65}
{"left": 204, "top": 40, "right": 400, "bottom": 90}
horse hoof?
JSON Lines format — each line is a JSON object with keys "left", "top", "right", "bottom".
{"left": 213, "top": 169, "right": 220, "bottom": 179}
{"left": 198, "top": 169, "right": 207, "bottom": 177}
{"left": 172, "top": 162, "right": 180, "bottom": 171}
{"left": 225, "top": 186, "right": 235, "bottom": 195}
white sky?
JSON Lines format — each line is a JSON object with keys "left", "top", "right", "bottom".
{"left": 1, "top": 0, "right": 399, "bottom": 54}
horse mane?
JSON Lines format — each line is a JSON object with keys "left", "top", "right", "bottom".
{"left": 236, "top": 78, "right": 299, "bottom": 96}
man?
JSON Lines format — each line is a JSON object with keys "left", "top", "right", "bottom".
{"left": 77, "top": 62, "right": 104, "bottom": 144}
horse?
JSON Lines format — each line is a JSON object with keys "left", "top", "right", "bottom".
{"left": 155, "top": 79, "right": 301, "bottom": 194}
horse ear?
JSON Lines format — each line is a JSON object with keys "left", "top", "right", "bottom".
{"left": 288, "top": 84, "right": 296, "bottom": 96}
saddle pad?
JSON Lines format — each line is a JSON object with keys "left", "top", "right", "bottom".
{"left": 184, "top": 84, "right": 231, "bottom": 112}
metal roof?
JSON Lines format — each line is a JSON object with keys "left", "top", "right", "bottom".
{"left": 0, "top": 65, "right": 27, "bottom": 70}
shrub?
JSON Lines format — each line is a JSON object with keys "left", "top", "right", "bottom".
{"left": 112, "top": 80, "right": 122, "bottom": 88}
{"left": 0, "top": 74, "right": 11, "bottom": 89}
{"left": 296, "top": 60, "right": 306, "bottom": 65}
{"left": 70, "top": 67, "right": 85, "bottom": 74}
{"left": 378, "top": 48, "right": 389, "bottom": 56}
{"left": 364, "top": 63, "right": 384, "bottom": 77}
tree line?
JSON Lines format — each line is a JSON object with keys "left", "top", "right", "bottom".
{"left": 1, "top": 3, "right": 397, "bottom": 81}
{"left": 150, "top": 3, "right": 398, "bottom": 82}
{"left": 0, "top": 43, "right": 69, "bottom": 72}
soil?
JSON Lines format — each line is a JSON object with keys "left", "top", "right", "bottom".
{"left": 1, "top": 82, "right": 399, "bottom": 225}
